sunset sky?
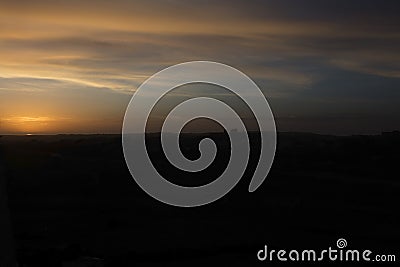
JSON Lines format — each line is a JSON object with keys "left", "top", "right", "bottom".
{"left": 1, "top": 0, "right": 399, "bottom": 134}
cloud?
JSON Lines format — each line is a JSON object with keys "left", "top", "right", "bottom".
{"left": 1, "top": 1, "right": 399, "bottom": 92}
{"left": 0, "top": 0, "right": 399, "bottom": 133}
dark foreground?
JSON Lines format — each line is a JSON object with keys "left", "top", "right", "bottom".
{"left": 0, "top": 132, "right": 399, "bottom": 266}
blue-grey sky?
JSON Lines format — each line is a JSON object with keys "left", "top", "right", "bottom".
{"left": 0, "top": 0, "right": 399, "bottom": 134}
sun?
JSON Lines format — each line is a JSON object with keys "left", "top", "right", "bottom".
{"left": 2, "top": 116, "right": 55, "bottom": 134}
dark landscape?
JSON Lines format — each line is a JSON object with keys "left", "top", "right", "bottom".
{"left": 0, "top": 132, "right": 399, "bottom": 266}
{"left": 1, "top": 1, "right": 399, "bottom": 266}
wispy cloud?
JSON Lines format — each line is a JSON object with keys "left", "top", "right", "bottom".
{"left": 0, "top": 0, "right": 399, "bottom": 134}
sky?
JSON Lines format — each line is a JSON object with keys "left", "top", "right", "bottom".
{"left": 0, "top": 0, "right": 399, "bottom": 135}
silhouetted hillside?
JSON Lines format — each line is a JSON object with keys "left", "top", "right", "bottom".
{"left": 1, "top": 132, "right": 399, "bottom": 266}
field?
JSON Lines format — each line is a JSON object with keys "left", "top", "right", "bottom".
{"left": 1, "top": 132, "right": 399, "bottom": 266}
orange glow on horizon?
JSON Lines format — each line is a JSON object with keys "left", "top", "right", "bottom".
{"left": 1, "top": 116, "right": 70, "bottom": 134}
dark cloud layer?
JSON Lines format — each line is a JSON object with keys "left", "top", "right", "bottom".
{"left": 0, "top": 0, "right": 399, "bottom": 134}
